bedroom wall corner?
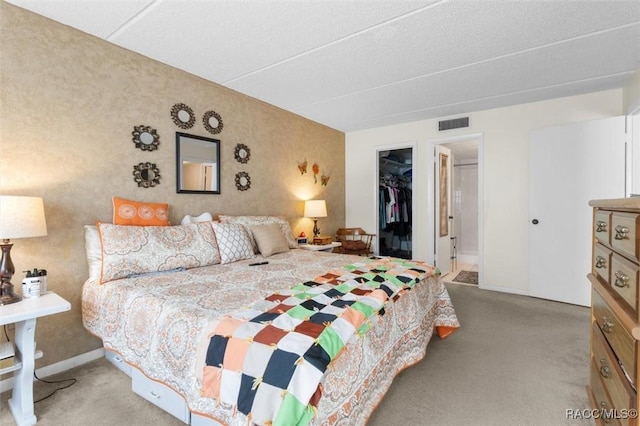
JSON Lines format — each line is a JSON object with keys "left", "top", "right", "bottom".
{"left": 0, "top": 2, "right": 345, "bottom": 369}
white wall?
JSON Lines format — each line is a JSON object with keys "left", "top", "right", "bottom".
{"left": 453, "top": 162, "right": 478, "bottom": 260}
{"left": 345, "top": 89, "right": 622, "bottom": 294}
{"left": 623, "top": 70, "right": 640, "bottom": 113}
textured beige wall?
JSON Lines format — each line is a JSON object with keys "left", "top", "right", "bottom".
{"left": 0, "top": 2, "right": 345, "bottom": 367}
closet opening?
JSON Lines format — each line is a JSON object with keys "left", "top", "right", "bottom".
{"left": 378, "top": 147, "right": 413, "bottom": 259}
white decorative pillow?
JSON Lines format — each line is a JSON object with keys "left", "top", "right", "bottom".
{"left": 181, "top": 212, "right": 213, "bottom": 225}
{"left": 218, "top": 215, "right": 297, "bottom": 252}
{"left": 98, "top": 222, "right": 221, "bottom": 283}
{"left": 84, "top": 225, "right": 102, "bottom": 281}
{"left": 251, "top": 224, "right": 290, "bottom": 257}
{"left": 211, "top": 222, "right": 256, "bottom": 264}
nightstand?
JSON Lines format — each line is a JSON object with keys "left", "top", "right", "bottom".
{"left": 0, "top": 292, "right": 71, "bottom": 426}
{"left": 298, "top": 242, "right": 342, "bottom": 253}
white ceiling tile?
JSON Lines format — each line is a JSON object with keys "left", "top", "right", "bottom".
{"left": 6, "top": 0, "right": 640, "bottom": 131}
{"left": 5, "top": 0, "right": 155, "bottom": 38}
{"left": 108, "top": 0, "right": 438, "bottom": 83}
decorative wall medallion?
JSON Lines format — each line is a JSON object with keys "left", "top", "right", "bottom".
{"left": 234, "top": 144, "right": 251, "bottom": 163}
{"left": 235, "top": 171, "right": 251, "bottom": 191}
{"left": 203, "top": 110, "right": 223, "bottom": 134}
{"left": 132, "top": 125, "right": 160, "bottom": 151}
{"left": 312, "top": 162, "right": 320, "bottom": 183}
{"left": 133, "top": 162, "right": 161, "bottom": 188}
{"left": 171, "top": 103, "right": 195, "bottom": 129}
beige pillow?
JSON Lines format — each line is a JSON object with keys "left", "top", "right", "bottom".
{"left": 251, "top": 224, "right": 290, "bottom": 257}
{"left": 98, "top": 222, "right": 221, "bottom": 283}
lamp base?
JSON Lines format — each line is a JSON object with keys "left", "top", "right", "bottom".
{"left": 0, "top": 279, "right": 21, "bottom": 305}
{"left": 313, "top": 219, "right": 320, "bottom": 238}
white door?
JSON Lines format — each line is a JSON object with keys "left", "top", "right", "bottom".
{"left": 435, "top": 145, "right": 452, "bottom": 274}
{"left": 529, "top": 116, "right": 625, "bottom": 306}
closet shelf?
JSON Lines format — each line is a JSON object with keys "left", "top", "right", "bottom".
{"left": 380, "top": 157, "right": 412, "bottom": 172}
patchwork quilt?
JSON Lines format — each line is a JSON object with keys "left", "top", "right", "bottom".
{"left": 201, "top": 257, "right": 457, "bottom": 426}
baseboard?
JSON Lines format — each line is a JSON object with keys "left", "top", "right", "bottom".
{"left": 0, "top": 347, "right": 104, "bottom": 393}
{"left": 479, "top": 284, "right": 530, "bottom": 297}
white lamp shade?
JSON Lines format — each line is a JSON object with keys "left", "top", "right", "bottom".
{"left": 0, "top": 196, "right": 48, "bottom": 240}
{"left": 304, "top": 200, "right": 327, "bottom": 218}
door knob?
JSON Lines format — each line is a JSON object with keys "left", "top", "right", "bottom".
{"left": 532, "top": 219, "right": 539, "bottom": 225}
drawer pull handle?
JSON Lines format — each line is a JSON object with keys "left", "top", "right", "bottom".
{"left": 614, "top": 271, "right": 630, "bottom": 288}
{"left": 599, "top": 359, "right": 611, "bottom": 378}
{"left": 602, "top": 316, "right": 614, "bottom": 333}
{"left": 614, "top": 225, "right": 629, "bottom": 240}
{"left": 595, "top": 256, "right": 607, "bottom": 269}
{"left": 596, "top": 221, "right": 608, "bottom": 232}
{"left": 148, "top": 391, "right": 161, "bottom": 399}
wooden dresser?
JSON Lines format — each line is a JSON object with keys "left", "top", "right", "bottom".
{"left": 588, "top": 198, "right": 640, "bottom": 425}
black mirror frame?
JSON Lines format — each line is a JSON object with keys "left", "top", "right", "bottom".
{"left": 176, "top": 132, "right": 221, "bottom": 194}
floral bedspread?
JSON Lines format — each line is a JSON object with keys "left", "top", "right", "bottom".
{"left": 82, "top": 250, "right": 459, "bottom": 425}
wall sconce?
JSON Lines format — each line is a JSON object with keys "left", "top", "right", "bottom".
{"left": 304, "top": 199, "right": 327, "bottom": 238}
{"left": 0, "top": 196, "right": 48, "bottom": 305}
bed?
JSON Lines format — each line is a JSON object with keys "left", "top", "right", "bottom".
{"left": 81, "top": 216, "right": 459, "bottom": 425}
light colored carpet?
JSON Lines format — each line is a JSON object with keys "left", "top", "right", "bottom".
{"left": 1, "top": 284, "right": 593, "bottom": 425}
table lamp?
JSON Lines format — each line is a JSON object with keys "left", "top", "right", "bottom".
{"left": 304, "top": 199, "right": 327, "bottom": 238}
{"left": 0, "top": 196, "right": 48, "bottom": 305}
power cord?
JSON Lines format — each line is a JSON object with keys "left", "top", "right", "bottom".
{"left": 3, "top": 324, "right": 77, "bottom": 403}
{"left": 33, "top": 371, "right": 76, "bottom": 403}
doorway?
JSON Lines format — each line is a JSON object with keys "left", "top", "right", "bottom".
{"left": 428, "top": 134, "right": 483, "bottom": 288}
{"left": 378, "top": 146, "right": 413, "bottom": 259}
{"left": 529, "top": 116, "right": 625, "bottom": 306}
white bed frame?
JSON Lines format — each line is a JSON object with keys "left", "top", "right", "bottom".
{"left": 105, "top": 350, "right": 221, "bottom": 426}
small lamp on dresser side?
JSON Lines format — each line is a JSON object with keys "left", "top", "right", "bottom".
{"left": 304, "top": 199, "right": 327, "bottom": 238}
{"left": 0, "top": 195, "right": 48, "bottom": 305}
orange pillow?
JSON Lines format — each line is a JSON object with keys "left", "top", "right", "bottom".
{"left": 112, "top": 197, "right": 169, "bottom": 226}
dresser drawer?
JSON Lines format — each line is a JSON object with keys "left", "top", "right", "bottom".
{"left": 596, "top": 210, "right": 612, "bottom": 247}
{"left": 590, "top": 360, "right": 622, "bottom": 426}
{"left": 593, "top": 288, "right": 637, "bottom": 385}
{"left": 594, "top": 244, "right": 613, "bottom": 285}
{"left": 612, "top": 212, "right": 640, "bottom": 262}
{"left": 131, "top": 368, "right": 190, "bottom": 424}
{"left": 591, "top": 323, "right": 636, "bottom": 416}
{"left": 611, "top": 254, "right": 639, "bottom": 317}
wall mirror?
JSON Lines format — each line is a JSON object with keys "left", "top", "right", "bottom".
{"left": 203, "top": 110, "right": 223, "bottom": 135}
{"left": 234, "top": 143, "right": 251, "bottom": 163}
{"left": 132, "top": 125, "right": 160, "bottom": 151}
{"left": 171, "top": 103, "right": 195, "bottom": 129}
{"left": 176, "top": 132, "right": 220, "bottom": 194}
{"left": 133, "top": 162, "right": 161, "bottom": 188}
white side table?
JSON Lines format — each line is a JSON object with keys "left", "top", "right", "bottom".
{"left": 298, "top": 242, "right": 341, "bottom": 253}
{"left": 0, "top": 292, "right": 71, "bottom": 426}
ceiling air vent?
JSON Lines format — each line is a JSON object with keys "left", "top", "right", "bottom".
{"left": 438, "top": 116, "right": 470, "bottom": 131}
